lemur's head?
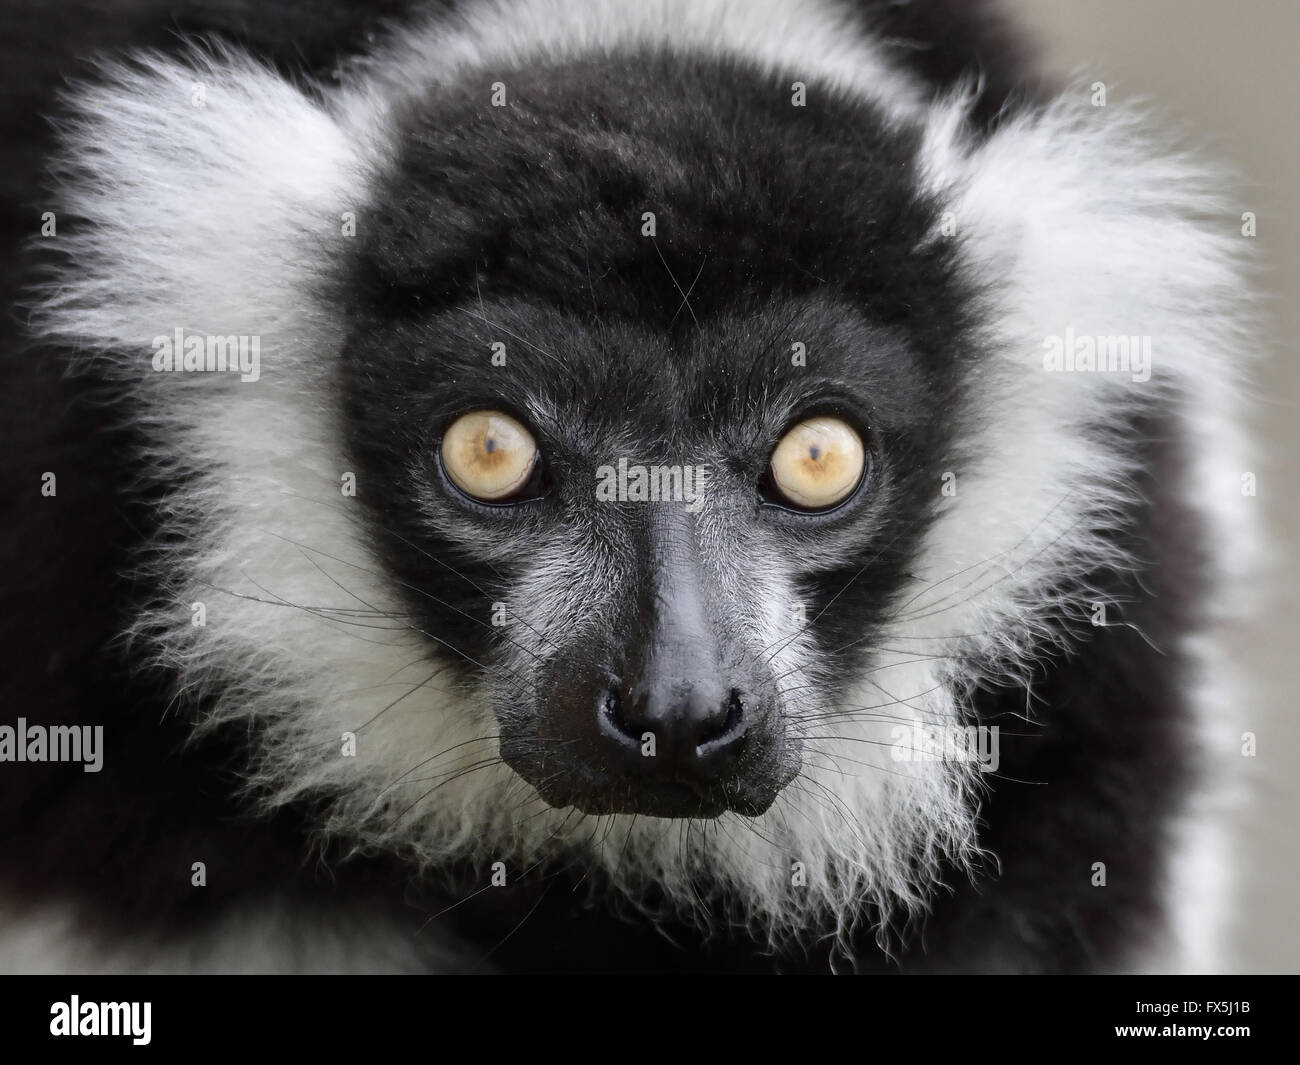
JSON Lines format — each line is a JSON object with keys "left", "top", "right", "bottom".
{"left": 340, "top": 55, "right": 966, "bottom": 820}
{"left": 37, "top": 3, "right": 1244, "bottom": 941}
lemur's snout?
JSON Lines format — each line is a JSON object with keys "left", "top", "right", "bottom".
{"left": 594, "top": 512, "right": 753, "bottom": 798}
{"left": 535, "top": 663, "right": 775, "bottom": 818}
{"left": 505, "top": 507, "right": 797, "bottom": 819}
{"left": 596, "top": 681, "right": 749, "bottom": 783}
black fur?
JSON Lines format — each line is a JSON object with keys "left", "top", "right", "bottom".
{"left": 851, "top": 0, "right": 1046, "bottom": 128}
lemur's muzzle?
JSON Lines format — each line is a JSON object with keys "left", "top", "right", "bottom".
{"left": 504, "top": 506, "right": 796, "bottom": 818}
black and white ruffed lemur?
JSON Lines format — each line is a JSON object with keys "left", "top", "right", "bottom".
{"left": 0, "top": 0, "right": 1258, "bottom": 972}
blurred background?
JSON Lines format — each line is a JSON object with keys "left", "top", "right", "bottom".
{"left": 1004, "top": 0, "right": 1299, "bottom": 972}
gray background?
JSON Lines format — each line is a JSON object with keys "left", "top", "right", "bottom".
{"left": 1004, "top": 0, "right": 1299, "bottom": 972}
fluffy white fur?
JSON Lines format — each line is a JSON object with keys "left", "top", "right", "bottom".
{"left": 334, "top": 0, "right": 931, "bottom": 137}
{"left": 0, "top": 894, "right": 462, "bottom": 974}
{"left": 31, "top": 0, "right": 1258, "bottom": 968}
{"left": 914, "top": 93, "right": 1259, "bottom": 970}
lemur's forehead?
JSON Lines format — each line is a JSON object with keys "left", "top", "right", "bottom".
{"left": 355, "top": 50, "right": 966, "bottom": 335}
{"left": 369, "top": 291, "right": 941, "bottom": 444}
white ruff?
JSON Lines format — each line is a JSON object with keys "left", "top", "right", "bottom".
{"left": 32, "top": 0, "right": 1258, "bottom": 963}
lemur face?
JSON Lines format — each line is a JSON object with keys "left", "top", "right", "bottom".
{"left": 337, "top": 58, "right": 968, "bottom": 817}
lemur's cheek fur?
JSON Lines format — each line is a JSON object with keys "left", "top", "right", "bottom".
{"left": 6, "top": 0, "right": 1259, "bottom": 974}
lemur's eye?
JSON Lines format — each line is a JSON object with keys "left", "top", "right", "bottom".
{"left": 768, "top": 416, "right": 866, "bottom": 511}
{"left": 441, "top": 410, "right": 540, "bottom": 502}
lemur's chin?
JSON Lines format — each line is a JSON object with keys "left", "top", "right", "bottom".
{"left": 501, "top": 700, "right": 793, "bottom": 819}
{"left": 521, "top": 769, "right": 780, "bottom": 820}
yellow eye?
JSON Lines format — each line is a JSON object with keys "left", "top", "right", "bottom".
{"left": 440, "top": 410, "right": 540, "bottom": 501}
{"left": 769, "top": 417, "right": 865, "bottom": 510}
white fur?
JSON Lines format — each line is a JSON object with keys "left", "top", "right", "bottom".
{"left": 0, "top": 894, "right": 460, "bottom": 974}
{"left": 334, "top": 0, "right": 931, "bottom": 138}
{"left": 911, "top": 92, "right": 1259, "bottom": 970}
{"left": 29, "top": 0, "right": 1258, "bottom": 969}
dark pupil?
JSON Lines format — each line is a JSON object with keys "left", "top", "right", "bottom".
{"left": 808, "top": 445, "right": 820, "bottom": 461}
{"left": 484, "top": 437, "right": 496, "bottom": 454}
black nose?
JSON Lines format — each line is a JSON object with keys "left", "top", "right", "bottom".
{"left": 598, "top": 683, "right": 748, "bottom": 782}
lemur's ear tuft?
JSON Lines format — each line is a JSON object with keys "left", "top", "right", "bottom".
{"left": 34, "top": 46, "right": 369, "bottom": 379}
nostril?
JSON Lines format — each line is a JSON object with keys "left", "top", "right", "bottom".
{"left": 698, "top": 689, "right": 747, "bottom": 751}
{"left": 600, "top": 687, "right": 640, "bottom": 744}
